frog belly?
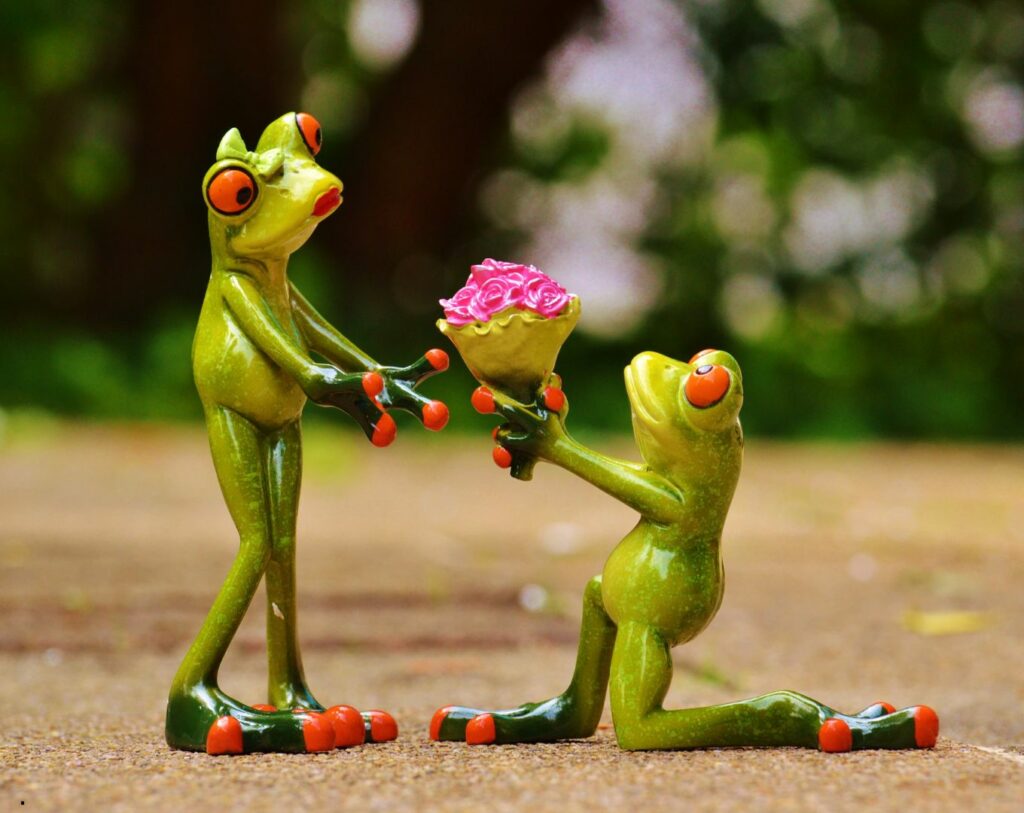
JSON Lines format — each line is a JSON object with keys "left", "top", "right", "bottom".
{"left": 193, "top": 314, "right": 307, "bottom": 430}
{"left": 601, "top": 524, "right": 724, "bottom": 646}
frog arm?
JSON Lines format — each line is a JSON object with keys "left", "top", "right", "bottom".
{"left": 289, "top": 282, "right": 378, "bottom": 373}
{"left": 545, "top": 432, "right": 684, "bottom": 524}
{"left": 221, "top": 273, "right": 324, "bottom": 390}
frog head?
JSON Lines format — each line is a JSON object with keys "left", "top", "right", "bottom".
{"left": 624, "top": 349, "right": 744, "bottom": 479}
{"left": 202, "top": 112, "right": 343, "bottom": 260}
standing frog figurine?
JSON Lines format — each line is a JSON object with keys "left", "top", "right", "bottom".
{"left": 166, "top": 112, "right": 450, "bottom": 755}
{"left": 431, "top": 349, "right": 939, "bottom": 752}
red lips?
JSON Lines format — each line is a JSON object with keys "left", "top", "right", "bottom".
{"left": 313, "top": 187, "right": 341, "bottom": 217}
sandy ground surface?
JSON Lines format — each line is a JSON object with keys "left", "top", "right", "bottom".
{"left": 0, "top": 420, "right": 1022, "bottom": 811}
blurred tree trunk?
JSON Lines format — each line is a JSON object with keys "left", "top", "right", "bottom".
{"left": 83, "top": 0, "right": 595, "bottom": 329}
{"left": 327, "top": 0, "right": 598, "bottom": 309}
{"left": 88, "top": 0, "right": 294, "bottom": 328}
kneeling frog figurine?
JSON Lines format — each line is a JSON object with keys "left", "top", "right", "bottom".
{"left": 166, "top": 112, "right": 450, "bottom": 755}
{"left": 431, "top": 349, "right": 939, "bottom": 752}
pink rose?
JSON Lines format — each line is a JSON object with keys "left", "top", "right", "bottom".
{"left": 523, "top": 274, "right": 570, "bottom": 318}
{"left": 441, "top": 258, "right": 574, "bottom": 324}
{"left": 471, "top": 258, "right": 528, "bottom": 285}
{"left": 439, "top": 282, "right": 479, "bottom": 326}
{"left": 470, "top": 275, "right": 524, "bottom": 321}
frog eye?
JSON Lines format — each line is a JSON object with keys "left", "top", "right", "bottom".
{"left": 206, "top": 167, "right": 257, "bottom": 215}
{"left": 689, "top": 348, "right": 717, "bottom": 364}
{"left": 296, "top": 112, "right": 322, "bottom": 156}
{"left": 685, "top": 364, "right": 730, "bottom": 409}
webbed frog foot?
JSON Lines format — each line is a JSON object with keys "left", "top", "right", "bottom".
{"left": 429, "top": 696, "right": 596, "bottom": 745}
{"left": 263, "top": 700, "right": 398, "bottom": 746}
{"left": 166, "top": 687, "right": 335, "bottom": 754}
{"left": 314, "top": 705, "right": 398, "bottom": 746}
{"left": 818, "top": 705, "right": 939, "bottom": 752}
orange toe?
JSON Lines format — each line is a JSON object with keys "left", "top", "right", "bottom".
{"left": 362, "top": 371, "right": 384, "bottom": 397}
{"left": 301, "top": 711, "right": 336, "bottom": 752}
{"left": 818, "top": 718, "right": 852, "bottom": 753}
{"left": 366, "top": 710, "right": 398, "bottom": 742}
{"left": 471, "top": 386, "right": 495, "bottom": 414}
{"left": 251, "top": 704, "right": 277, "bottom": 712}
{"left": 876, "top": 701, "right": 896, "bottom": 715}
{"left": 913, "top": 706, "right": 939, "bottom": 748}
{"left": 206, "top": 715, "right": 243, "bottom": 756}
{"left": 493, "top": 446, "right": 512, "bottom": 468}
{"left": 426, "top": 348, "right": 449, "bottom": 371}
{"left": 430, "top": 706, "right": 454, "bottom": 741}
{"left": 371, "top": 413, "right": 397, "bottom": 447}
{"left": 423, "top": 400, "right": 449, "bottom": 431}
{"left": 325, "top": 704, "right": 366, "bottom": 748}
{"left": 466, "top": 713, "right": 496, "bottom": 745}
{"left": 542, "top": 386, "right": 565, "bottom": 412}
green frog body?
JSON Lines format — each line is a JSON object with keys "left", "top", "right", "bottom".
{"left": 432, "top": 348, "right": 939, "bottom": 752}
{"left": 167, "top": 113, "right": 449, "bottom": 755}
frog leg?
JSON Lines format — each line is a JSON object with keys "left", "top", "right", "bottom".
{"left": 264, "top": 419, "right": 316, "bottom": 710}
{"left": 165, "top": 406, "right": 334, "bottom": 754}
{"left": 608, "top": 622, "right": 938, "bottom": 751}
{"left": 431, "top": 576, "right": 616, "bottom": 744}
{"left": 262, "top": 420, "right": 396, "bottom": 745}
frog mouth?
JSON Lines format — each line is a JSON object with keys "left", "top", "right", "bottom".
{"left": 313, "top": 187, "right": 342, "bottom": 217}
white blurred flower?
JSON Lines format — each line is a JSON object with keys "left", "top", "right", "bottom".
{"left": 962, "top": 72, "right": 1024, "bottom": 153}
{"left": 865, "top": 166, "right": 935, "bottom": 244}
{"left": 784, "top": 171, "right": 868, "bottom": 272}
{"left": 531, "top": 227, "right": 663, "bottom": 336}
{"left": 483, "top": 0, "right": 716, "bottom": 336}
{"left": 549, "top": 0, "right": 713, "bottom": 164}
{"left": 784, "top": 165, "right": 933, "bottom": 274}
{"left": 347, "top": 0, "right": 420, "bottom": 70}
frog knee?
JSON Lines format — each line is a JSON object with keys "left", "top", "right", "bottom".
{"left": 238, "top": 533, "right": 273, "bottom": 569}
{"left": 611, "top": 717, "right": 652, "bottom": 751}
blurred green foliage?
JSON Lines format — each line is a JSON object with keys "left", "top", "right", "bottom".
{"left": 1, "top": 0, "right": 1023, "bottom": 439}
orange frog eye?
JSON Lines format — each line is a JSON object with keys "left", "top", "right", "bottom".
{"left": 685, "top": 364, "right": 730, "bottom": 409}
{"left": 206, "top": 168, "right": 257, "bottom": 215}
{"left": 296, "top": 112, "right": 322, "bottom": 156}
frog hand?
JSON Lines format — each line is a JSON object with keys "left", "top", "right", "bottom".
{"left": 374, "top": 349, "right": 450, "bottom": 432}
{"left": 312, "top": 367, "right": 398, "bottom": 448}
{"left": 473, "top": 375, "right": 567, "bottom": 479}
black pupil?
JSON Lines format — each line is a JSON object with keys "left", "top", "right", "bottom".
{"left": 314, "top": 127, "right": 322, "bottom": 146}
{"left": 697, "top": 364, "right": 713, "bottom": 375}
{"left": 236, "top": 185, "right": 252, "bottom": 205}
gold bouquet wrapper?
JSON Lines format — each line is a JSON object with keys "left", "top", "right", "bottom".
{"left": 437, "top": 297, "right": 580, "bottom": 402}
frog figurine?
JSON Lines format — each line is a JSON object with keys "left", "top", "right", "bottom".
{"left": 431, "top": 349, "right": 939, "bottom": 751}
{"left": 166, "top": 112, "right": 451, "bottom": 755}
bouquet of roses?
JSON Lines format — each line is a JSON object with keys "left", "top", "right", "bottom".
{"left": 437, "top": 258, "right": 579, "bottom": 480}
